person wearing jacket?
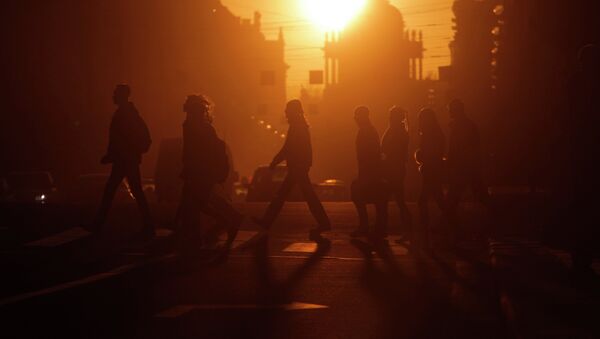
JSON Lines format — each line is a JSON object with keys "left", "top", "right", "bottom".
{"left": 415, "top": 108, "right": 445, "bottom": 248}
{"left": 381, "top": 106, "right": 413, "bottom": 241}
{"left": 179, "top": 94, "right": 241, "bottom": 249}
{"left": 445, "top": 99, "right": 489, "bottom": 245}
{"left": 350, "top": 106, "right": 388, "bottom": 241}
{"left": 92, "top": 84, "right": 154, "bottom": 239}
{"left": 254, "top": 100, "right": 331, "bottom": 241}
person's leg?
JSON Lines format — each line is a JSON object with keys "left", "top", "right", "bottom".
{"left": 445, "top": 179, "right": 465, "bottom": 244}
{"left": 394, "top": 181, "right": 413, "bottom": 239}
{"left": 351, "top": 180, "right": 369, "bottom": 236}
{"left": 418, "top": 176, "right": 433, "bottom": 247}
{"left": 92, "top": 165, "right": 125, "bottom": 230}
{"left": 374, "top": 198, "right": 389, "bottom": 239}
{"left": 205, "top": 192, "right": 244, "bottom": 245}
{"left": 257, "top": 173, "right": 295, "bottom": 229}
{"left": 179, "top": 182, "right": 207, "bottom": 251}
{"left": 298, "top": 171, "right": 331, "bottom": 230}
{"left": 125, "top": 165, "right": 154, "bottom": 232}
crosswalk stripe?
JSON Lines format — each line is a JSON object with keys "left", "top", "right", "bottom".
{"left": 156, "top": 302, "right": 329, "bottom": 318}
{"left": 283, "top": 242, "right": 318, "bottom": 253}
{"left": 25, "top": 227, "right": 91, "bottom": 247}
{"left": 389, "top": 245, "right": 409, "bottom": 256}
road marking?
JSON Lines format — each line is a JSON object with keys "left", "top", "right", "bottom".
{"left": 283, "top": 242, "right": 318, "bottom": 253}
{"left": 229, "top": 254, "right": 367, "bottom": 261}
{"left": 389, "top": 245, "right": 409, "bottom": 256}
{"left": 156, "top": 302, "right": 329, "bottom": 318}
{"left": 0, "top": 253, "right": 177, "bottom": 307}
{"left": 25, "top": 227, "right": 91, "bottom": 247}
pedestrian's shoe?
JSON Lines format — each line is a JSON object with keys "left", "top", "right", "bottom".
{"left": 350, "top": 228, "right": 369, "bottom": 238}
{"left": 308, "top": 226, "right": 330, "bottom": 242}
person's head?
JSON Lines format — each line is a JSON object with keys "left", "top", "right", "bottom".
{"left": 418, "top": 108, "right": 440, "bottom": 134}
{"left": 184, "top": 94, "right": 212, "bottom": 122}
{"left": 113, "top": 84, "right": 131, "bottom": 105}
{"left": 448, "top": 99, "right": 465, "bottom": 120}
{"left": 578, "top": 44, "right": 599, "bottom": 74}
{"left": 354, "top": 106, "right": 370, "bottom": 127}
{"left": 389, "top": 105, "right": 407, "bottom": 130}
{"left": 285, "top": 99, "right": 307, "bottom": 126}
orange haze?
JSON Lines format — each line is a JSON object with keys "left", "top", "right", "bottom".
{"left": 222, "top": 0, "right": 454, "bottom": 99}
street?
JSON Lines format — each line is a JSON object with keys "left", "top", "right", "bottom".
{"left": 0, "top": 202, "right": 598, "bottom": 338}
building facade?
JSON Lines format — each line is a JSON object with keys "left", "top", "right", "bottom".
{"left": 0, "top": 0, "right": 287, "bottom": 182}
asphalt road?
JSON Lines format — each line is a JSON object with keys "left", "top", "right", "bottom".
{"left": 1, "top": 202, "right": 507, "bottom": 338}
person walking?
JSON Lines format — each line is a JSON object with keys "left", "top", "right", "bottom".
{"left": 254, "top": 100, "right": 331, "bottom": 241}
{"left": 414, "top": 108, "right": 445, "bottom": 248}
{"left": 382, "top": 106, "right": 413, "bottom": 241}
{"left": 179, "top": 94, "right": 240, "bottom": 249}
{"left": 91, "top": 84, "right": 154, "bottom": 239}
{"left": 350, "top": 106, "right": 388, "bottom": 242}
{"left": 445, "top": 99, "right": 489, "bottom": 245}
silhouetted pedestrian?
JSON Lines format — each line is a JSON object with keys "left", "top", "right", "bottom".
{"left": 445, "top": 99, "right": 489, "bottom": 245}
{"left": 415, "top": 108, "right": 445, "bottom": 248}
{"left": 254, "top": 100, "right": 331, "bottom": 241}
{"left": 351, "top": 106, "right": 388, "bottom": 241}
{"left": 382, "top": 106, "right": 413, "bottom": 240}
{"left": 567, "top": 44, "right": 600, "bottom": 276}
{"left": 179, "top": 95, "right": 241, "bottom": 248}
{"left": 92, "top": 84, "right": 154, "bottom": 239}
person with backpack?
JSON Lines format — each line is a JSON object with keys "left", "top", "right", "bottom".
{"left": 254, "top": 100, "right": 331, "bottom": 241}
{"left": 91, "top": 84, "right": 154, "bottom": 239}
{"left": 179, "top": 94, "right": 241, "bottom": 248}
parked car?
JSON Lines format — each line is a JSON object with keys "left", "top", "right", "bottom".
{"left": 1, "top": 171, "right": 59, "bottom": 203}
{"left": 316, "top": 179, "right": 348, "bottom": 201}
{"left": 246, "top": 165, "right": 308, "bottom": 202}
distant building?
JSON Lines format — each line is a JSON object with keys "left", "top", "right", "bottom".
{"left": 448, "top": 0, "right": 600, "bottom": 186}
{"left": 449, "top": 0, "right": 497, "bottom": 101}
{"left": 0, "top": 0, "right": 287, "bottom": 181}
{"left": 322, "top": 0, "right": 425, "bottom": 110}
{"left": 307, "top": 0, "right": 439, "bottom": 193}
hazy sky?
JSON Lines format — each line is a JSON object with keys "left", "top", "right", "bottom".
{"left": 221, "top": 0, "right": 454, "bottom": 98}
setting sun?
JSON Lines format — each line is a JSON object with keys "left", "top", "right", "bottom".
{"left": 302, "top": 0, "right": 367, "bottom": 31}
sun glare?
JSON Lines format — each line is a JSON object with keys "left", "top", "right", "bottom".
{"left": 302, "top": 0, "right": 367, "bottom": 31}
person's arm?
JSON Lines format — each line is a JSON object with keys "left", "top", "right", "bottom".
{"left": 270, "top": 129, "right": 290, "bottom": 169}
{"left": 101, "top": 116, "right": 117, "bottom": 164}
